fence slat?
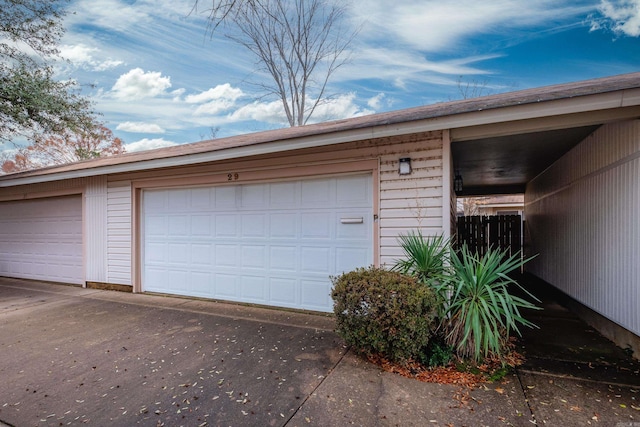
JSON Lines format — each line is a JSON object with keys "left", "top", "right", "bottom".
{"left": 456, "top": 214, "right": 522, "bottom": 256}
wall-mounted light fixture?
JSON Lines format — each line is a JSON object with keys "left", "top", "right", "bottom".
{"left": 398, "top": 157, "right": 412, "bottom": 175}
{"left": 454, "top": 172, "right": 463, "bottom": 193}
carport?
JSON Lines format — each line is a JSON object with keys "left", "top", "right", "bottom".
{"left": 448, "top": 77, "right": 640, "bottom": 356}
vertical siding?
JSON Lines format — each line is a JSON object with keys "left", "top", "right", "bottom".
{"left": 84, "top": 176, "right": 108, "bottom": 282}
{"left": 526, "top": 119, "right": 640, "bottom": 337}
{"left": 107, "top": 180, "right": 132, "bottom": 285}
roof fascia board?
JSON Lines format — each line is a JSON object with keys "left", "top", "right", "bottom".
{"left": 451, "top": 105, "right": 640, "bottom": 142}
{"left": 2, "top": 88, "right": 640, "bottom": 188}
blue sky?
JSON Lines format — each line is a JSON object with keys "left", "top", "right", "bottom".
{"left": 52, "top": 0, "right": 640, "bottom": 152}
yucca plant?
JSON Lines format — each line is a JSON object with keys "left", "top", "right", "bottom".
{"left": 439, "top": 245, "right": 540, "bottom": 361}
{"left": 393, "top": 231, "right": 450, "bottom": 286}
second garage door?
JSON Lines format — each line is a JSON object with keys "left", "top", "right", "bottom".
{"left": 0, "top": 196, "right": 83, "bottom": 285}
{"left": 142, "top": 174, "right": 373, "bottom": 312}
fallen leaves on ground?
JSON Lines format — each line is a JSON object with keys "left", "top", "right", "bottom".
{"left": 364, "top": 342, "right": 525, "bottom": 389}
{"left": 365, "top": 354, "right": 484, "bottom": 388}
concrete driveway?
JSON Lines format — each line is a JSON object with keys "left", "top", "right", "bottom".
{"left": 1, "top": 277, "right": 639, "bottom": 427}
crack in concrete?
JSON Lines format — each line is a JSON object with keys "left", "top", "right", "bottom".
{"left": 283, "top": 346, "right": 351, "bottom": 426}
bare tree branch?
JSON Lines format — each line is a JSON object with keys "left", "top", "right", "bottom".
{"left": 194, "top": 0, "right": 356, "bottom": 127}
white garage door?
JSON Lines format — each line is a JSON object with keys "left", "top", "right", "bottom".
{"left": 0, "top": 196, "right": 83, "bottom": 285}
{"left": 143, "top": 174, "right": 373, "bottom": 312}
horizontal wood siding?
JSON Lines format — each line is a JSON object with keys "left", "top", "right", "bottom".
{"left": 378, "top": 138, "right": 443, "bottom": 265}
{"left": 526, "top": 119, "right": 640, "bottom": 337}
{"left": 0, "top": 178, "right": 86, "bottom": 200}
{"left": 107, "top": 180, "right": 132, "bottom": 285}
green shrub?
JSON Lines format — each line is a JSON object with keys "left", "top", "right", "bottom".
{"left": 331, "top": 267, "right": 439, "bottom": 365}
{"left": 392, "top": 231, "right": 449, "bottom": 286}
{"left": 438, "top": 245, "right": 540, "bottom": 361}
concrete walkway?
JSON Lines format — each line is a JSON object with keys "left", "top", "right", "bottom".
{"left": 0, "top": 277, "right": 638, "bottom": 426}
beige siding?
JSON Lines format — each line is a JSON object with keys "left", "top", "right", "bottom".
{"left": 378, "top": 138, "right": 444, "bottom": 265}
{"left": 85, "top": 176, "right": 108, "bottom": 282}
{"left": 0, "top": 178, "right": 85, "bottom": 200}
{"left": 526, "top": 119, "right": 640, "bottom": 337}
{"left": 107, "top": 180, "right": 132, "bottom": 285}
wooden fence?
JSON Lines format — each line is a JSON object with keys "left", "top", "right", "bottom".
{"left": 455, "top": 215, "right": 522, "bottom": 256}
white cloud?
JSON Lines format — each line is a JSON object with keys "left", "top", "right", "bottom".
{"left": 367, "top": 93, "right": 386, "bottom": 110}
{"left": 185, "top": 84, "right": 245, "bottom": 104}
{"left": 94, "top": 59, "right": 125, "bottom": 72}
{"left": 111, "top": 68, "right": 172, "bottom": 100}
{"left": 59, "top": 44, "right": 124, "bottom": 71}
{"left": 305, "top": 93, "right": 374, "bottom": 123}
{"left": 117, "top": 122, "right": 166, "bottom": 134}
{"left": 185, "top": 84, "right": 246, "bottom": 115}
{"left": 125, "top": 138, "right": 178, "bottom": 152}
{"left": 597, "top": 0, "right": 640, "bottom": 36}
{"left": 226, "top": 94, "right": 374, "bottom": 125}
{"left": 229, "top": 100, "right": 288, "bottom": 124}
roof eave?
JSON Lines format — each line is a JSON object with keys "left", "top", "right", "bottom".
{"left": 2, "top": 79, "right": 640, "bottom": 188}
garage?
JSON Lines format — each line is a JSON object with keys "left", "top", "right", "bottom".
{"left": 0, "top": 196, "right": 83, "bottom": 285}
{"left": 142, "top": 174, "right": 373, "bottom": 312}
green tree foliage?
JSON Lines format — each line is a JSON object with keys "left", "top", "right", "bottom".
{"left": 0, "top": 0, "right": 95, "bottom": 143}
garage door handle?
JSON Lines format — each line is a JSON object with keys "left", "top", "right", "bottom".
{"left": 340, "top": 217, "right": 364, "bottom": 224}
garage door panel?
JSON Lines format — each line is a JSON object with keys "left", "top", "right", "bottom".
{"left": 241, "top": 246, "right": 266, "bottom": 268}
{"left": 168, "top": 242, "right": 189, "bottom": 263}
{"left": 300, "top": 247, "right": 331, "bottom": 274}
{"left": 270, "top": 182, "right": 297, "bottom": 205}
{"left": 270, "top": 278, "right": 297, "bottom": 306}
{"left": 242, "top": 214, "right": 266, "bottom": 237}
{"left": 191, "top": 243, "right": 213, "bottom": 265}
{"left": 190, "top": 188, "right": 212, "bottom": 208}
{"left": 301, "top": 279, "right": 333, "bottom": 311}
{"left": 242, "top": 184, "right": 267, "bottom": 207}
{"left": 215, "top": 274, "right": 239, "bottom": 297}
{"left": 216, "top": 215, "right": 237, "bottom": 236}
{"left": 241, "top": 275, "right": 267, "bottom": 301}
{"left": 0, "top": 196, "right": 83, "bottom": 285}
{"left": 301, "top": 212, "right": 332, "bottom": 238}
{"left": 301, "top": 180, "right": 332, "bottom": 205}
{"left": 215, "top": 245, "right": 238, "bottom": 267}
{"left": 143, "top": 175, "right": 372, "bottom": 312}
{"left": 336, "top": 247, "right": 370, "bottom": 272}
{"left": 191, "top": 271, "right": 212, "bottom": 295}
{"left": 337, "top": 175, "right": 371, "bottom": 206}
{"left": 191, "top": 215, "right": 211, "bottom": 235}
{"left": 270, "top": 246, "right": 297, "bottom": 270}
{"left": 271, "top": 213, "right": 297, "bottom": 238}
{"left": 168, "top": 189, "right": 189, "bottom": 208}
{"left": 146, "top": 267, "right": 166, "bottom": 287}
{"left": 145, "top": 190, "right": 167, "bottom": 210}
{"left": 215, "top": 186, "right": 236, "bottom": 207}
